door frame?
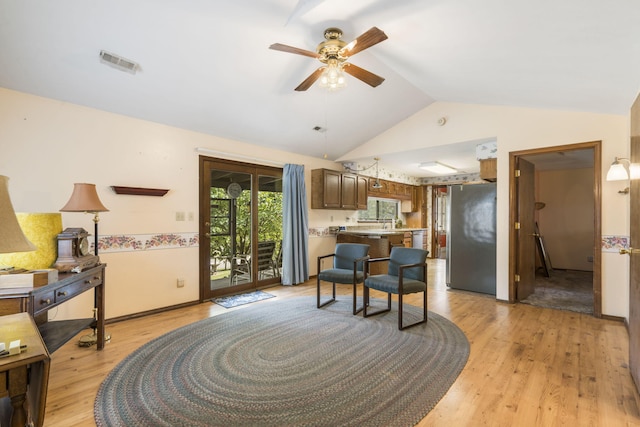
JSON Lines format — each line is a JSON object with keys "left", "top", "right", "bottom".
{"left": 508, "top": 140, "right": 602, "bottom": 317}
{"left": 198, "top": 156, "right": 283, "bottom": 302}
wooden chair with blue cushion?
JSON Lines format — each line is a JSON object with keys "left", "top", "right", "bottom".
{"left": 363, "top": 247, "right": 429, "bottom": 330}
{"left": 317, "top": 243, "right": 370, "bottom": 315}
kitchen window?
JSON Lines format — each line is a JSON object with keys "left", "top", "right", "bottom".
{"left": 358, "top": 197, "right": 399, "bottom": 221}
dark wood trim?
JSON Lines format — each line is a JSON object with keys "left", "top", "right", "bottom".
{"left": 111, "top": 186, "right": 169, "bottom": 196}
{"left": 508, "top": 153, "right": 518, "bottom": 303}
{"left": 509, "top": 140, "right": 603, "bottom": 316}
{"left": 198, "top": 155, "right": 283, "bottom": 301}
{"left": 105, "top": 300, "right": 200, "bottom": 325}
{"left": 601, "top": 314, "right": 626, "bottom": 323}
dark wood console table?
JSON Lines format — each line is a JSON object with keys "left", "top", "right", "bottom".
{"left": 0, "top": 264, "right": 106, "bottom": 353}
{"left": 0, "top": 312, "right": 50, "bottom": 427}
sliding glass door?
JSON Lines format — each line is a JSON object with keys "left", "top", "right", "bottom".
{"left": 199, "top": 157, "right": 283, "bottom": 300}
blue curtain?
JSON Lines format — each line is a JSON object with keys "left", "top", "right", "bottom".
{"left": 282, "top": 164, "right": 309, "bottom": 285}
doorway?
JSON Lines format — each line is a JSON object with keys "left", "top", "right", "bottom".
{"left": 199, "top": 157, "right": 283, "bottom": 301}
{"left": 430, "top": 185, "right": 448, "bottom": 260}
{"left": 509, "top": 141, "right": 602, "bottom": 317}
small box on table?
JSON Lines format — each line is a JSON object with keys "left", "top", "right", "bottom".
{"left": 0, "top": 269, "right": 58, "bottom": 289}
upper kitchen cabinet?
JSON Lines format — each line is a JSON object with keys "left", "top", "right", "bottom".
{"left": 356, "top": 175, "right": 368, "bottom": 210}
{"left": 479, "top": 158, "right": 497, "bottom": 182}
{"left": 369, "top": 177, "right": 412, "bottom": 200}
{"left": 311, "top": 169, "right": 368, "bottom": 210}
{"left": 401, "top": 186, "right": 419, "bottom": 213}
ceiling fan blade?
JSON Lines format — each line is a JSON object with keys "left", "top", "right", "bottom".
{"left": 341, "top": 27, "right": 388, "bottom": 57}
{"left": 269, "top": 43, "right": 319, "bottom": 59}
{"left": 343, "top": 63, "right": 385, "bottom": 87}
{"left": 295, "top": 67, "right": 325, "bottom": 91}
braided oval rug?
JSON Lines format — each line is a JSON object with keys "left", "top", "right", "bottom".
{"left": 95, "top": 297, "right": 469, "bottom": 427}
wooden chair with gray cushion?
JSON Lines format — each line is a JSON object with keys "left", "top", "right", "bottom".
{"left": 364, "top": 247, "right": 429, "bottom": 330}
{"left": 317, "top": 243, "right": 370, "bottom": 315}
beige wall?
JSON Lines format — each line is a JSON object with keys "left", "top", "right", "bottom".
{"left": 0, "top": 88, "right": 346, "bottom": 319}
{"left": 0, "top": 89, "right": 632, "bottom": 320}
{"left": 339, "top": 101, "right": 631, "bottom": 319}
{"left": 537, "top": 168, "right": 594, "bottom": 271}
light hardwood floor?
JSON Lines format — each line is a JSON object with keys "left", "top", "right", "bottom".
{"left": 44, "top": 260, "right": 640, "bottom": 426}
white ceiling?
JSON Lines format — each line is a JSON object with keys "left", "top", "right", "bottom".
{"left": 1, "top": 0, "right": 639, "bottom": 177}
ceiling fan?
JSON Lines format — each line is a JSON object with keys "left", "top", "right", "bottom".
{"left": 269, "top": 27, "right": 388, "bottom": 91}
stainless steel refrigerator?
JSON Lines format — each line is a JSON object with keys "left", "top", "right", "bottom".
{"left": 446, "top": 183, "right": 496, "bottom": 295}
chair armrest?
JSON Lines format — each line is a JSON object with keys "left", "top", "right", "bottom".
{"left": 397, "top": 262, "right": 427, "bottom": 293}
{"left": 352, "top": 255, "right": 370, "bottom": 271}
{"left": 353, "top": 255, "right": 370, "bottom": 264}
{"left": 398, "top": 262, "right": 427, "bottom": 271}
{"left": 366, "top": 256, "right": 390, "bottom": 263}
{"left": 318, "top": 253, "right": 337, "bottom": 261}
{"left": 317, "top": 253, "right": 336, "bottom": 272}
{"left": 364, "top": 256, "right": 390, "bottom": 277}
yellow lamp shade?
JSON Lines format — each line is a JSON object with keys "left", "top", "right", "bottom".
{"left": 0, "top": 213, "right": 63, "bottom": 269}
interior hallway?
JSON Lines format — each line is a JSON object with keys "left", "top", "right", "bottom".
{"left": 520, "top": 268, "right": 594, "bottom": 314}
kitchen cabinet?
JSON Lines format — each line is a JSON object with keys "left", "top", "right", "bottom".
{"left": 337, "top": 232, "right": 404, "bottom": 275}
{"left": 480, "top": 158, "right": 497, "bottom": 181}
{"left": 403, "top": 232, "right": 412, "bottom": 247}
{"left": 356, "top": 175, "right": 368, "bottom": 209}
{"left": 368, "top": 177, "right": 414, "bottom": 201}
{"left": 401, "top": 186, "right": 419, "bottom": 213}
{"left": 311, "top": 169, "right": 368, "bottom": 210}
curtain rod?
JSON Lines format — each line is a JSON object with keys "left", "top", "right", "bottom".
{"left": 195, "top": 147, "right": 285, "bottom": 167}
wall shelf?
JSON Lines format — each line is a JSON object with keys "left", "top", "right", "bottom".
{"left": 111, "top": 186, "right": 169, "bottom": 196}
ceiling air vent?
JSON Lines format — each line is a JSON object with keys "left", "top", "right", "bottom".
{"left": 99, "top": 50, "right": 140, "bottom": 74}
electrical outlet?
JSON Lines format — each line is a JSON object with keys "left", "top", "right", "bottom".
{"left": 177, "top": 278, "right": 185, "bottom": 288}
{"left": 188, "top": 212, "right": 194, "bottom": 221}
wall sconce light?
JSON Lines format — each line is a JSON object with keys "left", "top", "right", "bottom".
{"left": 606, "top": 157, "right": 640, "bottom": 194}
{"left": 419, "top": 161, "right": 458, "bottom": 175}
{"left": 606, "top": 157, "right": 640, "bottom": 181}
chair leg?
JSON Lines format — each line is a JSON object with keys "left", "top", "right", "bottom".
{"left": 317, "top": 277, "right": 336, "bottom": 309}
{"left": 352, "top": 282, "right": 363, "bottom": 315}
{"left": 363, "top": 289, "right": 392, "bottom": 318}
{"left": 398, "top": 291, "right": 428, "bottom": 330}
{"left": 363, "top": 285, "right": 369, "bottom": 316}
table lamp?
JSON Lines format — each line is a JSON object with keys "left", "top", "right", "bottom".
{"left": 0, "top": 175, "right": 36, "bottom": 268}
{"left": 60, "top": 182, "right": 110, "bottom": 347}
{"left": 60, "top": 183, "right": 109, "bottom": 256}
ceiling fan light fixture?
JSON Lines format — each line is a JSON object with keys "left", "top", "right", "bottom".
{"left": 319, "top": 60, "right": 346, "bottom": 91}
{"left": 419, "top": 161, "right": 458, "bottom": 174}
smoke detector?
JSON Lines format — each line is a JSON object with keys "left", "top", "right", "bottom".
{"left": 99, "top": 50, "right": 140, "bottom": 74}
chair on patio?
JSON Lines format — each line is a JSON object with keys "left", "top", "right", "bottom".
{"left": 363, "top": 247, "right": 429, "bottom": 330}
{"left": 230, "top": 254, "right": 250, "bottom": 285}
{"left": 317, "top": 243, "right": 370, "bottom": 315}
{"left": 256, "top": 241, "right": 278, "bottom": 280}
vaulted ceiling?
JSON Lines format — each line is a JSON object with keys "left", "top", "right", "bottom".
{"left": 2, "top": 0, "right": 639, "bottom": 176}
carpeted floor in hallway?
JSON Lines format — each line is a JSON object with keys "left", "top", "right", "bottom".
{"left": 520, "top": 268, "right": 593, "bottom": 314}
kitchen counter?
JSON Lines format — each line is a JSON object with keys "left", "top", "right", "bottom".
{"left": 338, "top": 228, "right": 426, "bottom": 236}
{"left": 337, "top": 229, "right": 428, "bottom": 273}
